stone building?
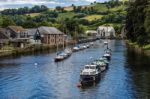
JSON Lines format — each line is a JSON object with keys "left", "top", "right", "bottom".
{"left": 97, "top": 26, "right": 116, "bottom": 39}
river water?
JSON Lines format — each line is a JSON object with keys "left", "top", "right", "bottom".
{"left": 0, "top": 40, "right": 150, "bottom": 99}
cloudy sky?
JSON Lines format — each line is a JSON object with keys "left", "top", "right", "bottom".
{"left": 0, "top": 0, "right": 109, "bottom": 10}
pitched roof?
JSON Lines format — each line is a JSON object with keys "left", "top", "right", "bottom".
{"left": 38, "top": 26, "right": 64, "bottom": 35}
{"left": 7, "top": 26, "right": 26, "bottom": 33}
{"left": 27, "top": 28, "right": 37, "bottom": 36}
{"left": 85, "top": 30, "right": 97, "bottom": 34}
{"left": 98, "top": 26, "right": 115, "bottom": 33}
{"left": 0, "top": 28, "right": 9, "bottom": 39}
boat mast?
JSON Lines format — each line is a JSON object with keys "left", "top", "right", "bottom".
{"left": 63, "top": 24, "right": 65, "bottom": 50}
{"left": 107, "top": 25, "right": 109, "bottom": 49}
{"left": 75, "top": 26, "right": 77, "bottom": 44}
{"left": 56, "top": 39, "right": 59, "bottom": 55}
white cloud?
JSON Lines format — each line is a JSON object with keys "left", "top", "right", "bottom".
{"left": 0, "top": 0, "right": 64, "bottom": 6}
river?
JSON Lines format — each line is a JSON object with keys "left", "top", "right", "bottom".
{"left": 0, "top": 40, "right": 150, "bottom": 99}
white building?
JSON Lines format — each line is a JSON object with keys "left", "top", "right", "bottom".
{"left": 85, "top": 30, "right": 98, "bottom": 39}
{"left": 97, "top": 26, "right": 116, "bottom": 39}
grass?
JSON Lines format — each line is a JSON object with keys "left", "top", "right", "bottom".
{"left": 128, "top": 40, "right": 150, "bottom": 50}
{"left": 57, "top": 12, "right": 77, "bottom": 20}
{"left": 83, "top": 14, "right": 103, "bottom": 21}
{"left": 109, "top": 5, "right": 126, "bottom": 12}
{"left": 143, "top": 44, "right": 150, "bottom": 50}
{"left": 26, "top": 13, "right": 41, "bottom": 17}
{"left": 93, "top": 3, "right": 108, "bottom": 13}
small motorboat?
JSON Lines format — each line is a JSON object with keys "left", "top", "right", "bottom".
{"left": 103, "top": 53, "right": 111, "bottom": 60}
{"left": 73, "top": 46, "right": 80, "bottom": 52}
{"left": 90, "top": 42, "right": 94, "bottom": 46}
{"left": 64, "top": 48, "right": 72, "bottom": 56}
{"left": 86, "top": 44, "right": 90, "bottom": 48}
{"left": 104, "top": 41, "right": 108, "bottom": 45}
{"left": 104, "top": 48, "right": 112, "bottom": 55}
{"left": 55, "top": 54, "right": 64, "bottom": 62}
{"left": 54, "top": 51, "right": 68, "bottom": 62}
{"left": 80, "top": 64, "right": 101, "bottom": 84}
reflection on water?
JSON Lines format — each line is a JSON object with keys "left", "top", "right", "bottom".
{"left": 125, "top": 47, "right": 150, "bottom": 99}
{"left": 0, "top": 40, "right": 150, "bottom": 99}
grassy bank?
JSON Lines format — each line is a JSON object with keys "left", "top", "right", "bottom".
{"left": 0, "top": 44, "right": 60, "bottom": 58}
{"left": 126, "top": 40, "right": 150, "bottom": 57}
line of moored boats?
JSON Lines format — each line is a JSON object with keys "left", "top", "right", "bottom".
{"left": 54, "top": 42, "right": 94, "bottom": 62}
{"left": 79, "top": 45, "right": 112, "bottom": 86}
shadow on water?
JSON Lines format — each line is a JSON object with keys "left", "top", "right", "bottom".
{"left": 125, "top": 47, "right": 150, "bottom": 99}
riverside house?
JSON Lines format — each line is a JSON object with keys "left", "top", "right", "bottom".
{"left": 0, "top": 28, "right": 9, "bottom": 48}
{"left": 5, "top": 26, "right": 29, "bottom": 48}
{"left": 28, "top": 26, "right": 65, "bottom": 45}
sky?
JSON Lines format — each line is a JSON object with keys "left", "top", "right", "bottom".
{"left": 0, "top": 0, "right": 109, "bottom": 10}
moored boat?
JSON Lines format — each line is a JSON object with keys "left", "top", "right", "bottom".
{"left": 104, "top": 41, "right": 108, "bottom": 45}
{"left": 55, "top": 54, "right": 64, "bottom": 62}
{"left": 103, "top": 53, "right": 111, "bottom": 60}
{"left": 92, "top": 59, "right": 107, "bottom": 72}
{"left": 64, "top": 48, "right": 72, "bottom": 56}
{"left": 73, "top": 45, "right": 80, "bottom": 52}
{"left": 80, "top": 64, "right": 101, "bottom": 84}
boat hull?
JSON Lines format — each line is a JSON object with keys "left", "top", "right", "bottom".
{"left": 103, "top": 55, "right": 111, "bottom": 60}
{"left": 80, "top": 73, "right": 101, "bottom": 84}
{"left": 55, "top": 58, "right": 64, "bottom": 62}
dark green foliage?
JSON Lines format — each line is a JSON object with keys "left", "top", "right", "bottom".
{"left": 1, "top": 5, "right": 48, "bottom": 15}
{"left": 1, "top": 16, "right": 16, "bottom": 27}
{"left": 125, "top": 0, "right": 149, "bottom": 45}
{"left": 0, "top": 1, "right": 127, "bottom": 39}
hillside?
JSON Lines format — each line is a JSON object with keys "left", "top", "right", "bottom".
{"left": 0, "top": 0, "right": 128, "bottom": 38}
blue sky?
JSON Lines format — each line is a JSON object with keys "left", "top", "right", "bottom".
{"left": 0, "top": 0, "right": 109, "bottom": 10}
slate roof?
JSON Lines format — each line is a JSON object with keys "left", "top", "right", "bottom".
{"left": 0, "top": 28, "right": 9, "bottom": 39}
{"left": 7, "top": 26, "right": 26, "bottom": 33}
{"left": 27, "top": 28, "right": 37, "bottom": 36}
{"left": 38, "top": 26, "right": 64, "bottom": 35}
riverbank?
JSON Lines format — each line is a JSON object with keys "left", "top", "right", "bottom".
{"left": 0, "top": 39, "right": 95, "bottom": 58}
{"left": 0, "top": 44, "right": 60, "bottom": 58}
{"left": 126, "top": 40, "right": 150, "bottom": 57}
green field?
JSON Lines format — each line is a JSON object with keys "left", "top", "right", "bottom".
{"left": 93, "top": 3, "right": 108, "bottom": 13}
{"left": 26, "top": 13, "right": 41, "bottom": 17}
{"left": 57, "top": 12, "right": 77, "bottom": 20}
{"left": 83, "top": 15, "right": 103, "bottom": 21}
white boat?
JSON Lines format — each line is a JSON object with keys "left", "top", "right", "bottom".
{"left": 55, "top": 54, "right": 64, "bottom": 62}
{"left": 80, "top": 64, "right": 101, "bottom": 84}
{"left": 73, "top": 46, "right": 80, "bottom": 51}
{"left": 64, "top": 48, "right": 72, "bottom": 56}
{"left": 103, "top": 53, "right": 111, "bottom": 60}
{"left": 86, "top": 44, "right": 90, "bottom": 48}
{"left": 90, "top": 42, "right": 94, "bottom": 46}
{"left": 104, "top": 41, "right": 108, "bottom": 45}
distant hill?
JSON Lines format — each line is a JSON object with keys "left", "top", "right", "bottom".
{"left": 0, "top": 0, "right": 128, "bottom": 37}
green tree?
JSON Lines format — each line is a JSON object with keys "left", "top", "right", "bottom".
{"left": 126, "top": 0, "right": 148, "bottom": 45}
{"left": 2, "top": 17, "right": 16, "bottom": 27}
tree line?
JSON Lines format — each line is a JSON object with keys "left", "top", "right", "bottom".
{"left": 0, "top": 5, "right": 48, "bottom": 15}
{"left": 125, "top": 0, "right": 150, "bottom": 46}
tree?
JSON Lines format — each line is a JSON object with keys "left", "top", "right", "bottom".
{"left": 125, "top": 0, "right": 149, "bottom": 45}
{"left": 2, "top": 17, "right": 16, "bottom": 27}
{"left": 0, "top": 17, "right": 3, "bottom": 27}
